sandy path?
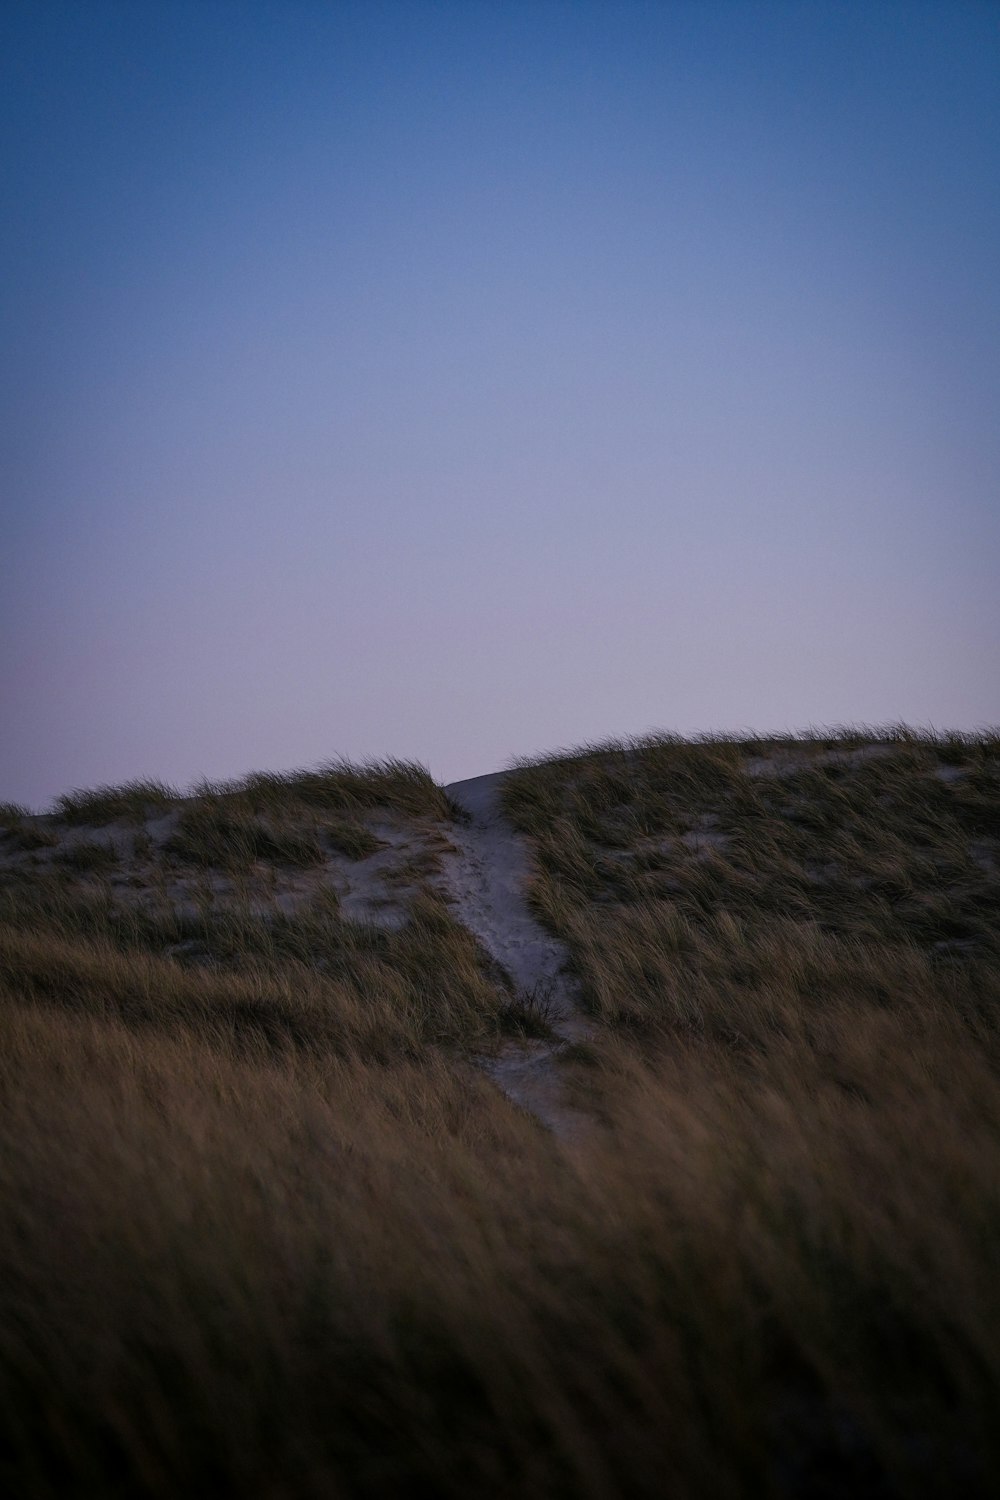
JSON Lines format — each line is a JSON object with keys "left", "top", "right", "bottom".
{"left": 442, "top": 772, "right": 593, "bottom": 1139}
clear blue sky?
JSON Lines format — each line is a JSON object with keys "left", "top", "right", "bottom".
{"left": 2, "top": 0, "right": 998, "bottom": 808}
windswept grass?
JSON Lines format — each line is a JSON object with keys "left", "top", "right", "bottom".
{"left": 198, "top": 756, "right": 453, "bottom": 822}
{"left": 1, "top": 728, "right": 998, "bottom": 1497}
{"left": 0, "top": 801, "right": 32, "bottom": 825}
{"left": 495, "top": 725, "right": 1000, "bottom": 1493}
{"left": 54, "top": 777, "right": 179, "bottom": 825}
{"left": 165, "top": 800, "right": 326, "bottom": 871}
{"left": 0, "top": 874, "right": 505, "bottom": 1061}
{"left": 323, "top": 817, "right": 382, "bottom": 860}
{"left": 52, "top": 838, "right": 121, "bottom": 874}
{"left": 504, "top": 727, "right": 1000, "bottom": 958}
{"left": 0, "top": 819, "right": 58, "bottom": 852}
{"left": 50, "top": 758, "right": 453, "bottom": 829}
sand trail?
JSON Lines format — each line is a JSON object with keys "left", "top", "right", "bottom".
{"left": 442, "top": 772, "right": 593, "bottom": 1140}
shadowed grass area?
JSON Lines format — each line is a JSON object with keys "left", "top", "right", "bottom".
{"left": 0, "top": 801, "right": 32, "bottom": 825}
{"left": 53, "top": 839, "right": 121, "bottom": 874}
{"left": 0, "top": 819, "right": 58, "bottom": 852}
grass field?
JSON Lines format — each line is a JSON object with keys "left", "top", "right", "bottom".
{"left": 1, "top": 733, "right": 998, "bottom": 1498}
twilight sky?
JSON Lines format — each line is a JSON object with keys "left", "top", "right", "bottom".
{"left": 2, "top": 0, "right": 998, "bottom": 808}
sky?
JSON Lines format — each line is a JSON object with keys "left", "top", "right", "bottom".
{"left": 2, "top": 0, "right": 998, "bottom": 808}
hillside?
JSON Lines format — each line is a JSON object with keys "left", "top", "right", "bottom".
{"left": 1, "top": 729, "right": 998, "bottom": 1498}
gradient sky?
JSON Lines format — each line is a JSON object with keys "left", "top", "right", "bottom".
{"left": 2, "top": 0, "right": 998, "bottom": 808}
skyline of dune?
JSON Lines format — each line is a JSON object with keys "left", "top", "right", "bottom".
{"left": 2, "top": 0, "right": 998, "bottom": 808}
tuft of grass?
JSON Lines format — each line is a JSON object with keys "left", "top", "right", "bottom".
{"left": 277, "top": 757, "right": 453, "bottom": 819}
{"left": 54, "top": 778, "right": 178, "bottom": 826}
{"left": 196, "top": 757, "right": 453, "bottom": 822}
{"left": 497, "top": 979, "right": 558, "bottom": 1038}
{"left": 165, "top": 801, "right": 325, "bottom": 872}
{"left": 54, "top": 839, "right": 120, "bottom": 874}
{"left": 0, "top": 801, "right": 32, "bottom": 825}
{"left": 0, "top": 819, "right": 58, "bottom": 852}
{"left": 324, "top": 817, "right": 382, "bottom": 860}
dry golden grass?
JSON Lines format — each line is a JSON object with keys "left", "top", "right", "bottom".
{"left": 0, "top": 735, "right": 998, "bottom": 1497}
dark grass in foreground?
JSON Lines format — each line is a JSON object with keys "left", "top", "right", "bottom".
{"left": 0, "top": 733, "right": 998, "bottom": 1498}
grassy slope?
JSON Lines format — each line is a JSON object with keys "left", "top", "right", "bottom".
{"left": 1, "top": 736, "right": 999, "bottom": 1498}
{"left": 502, "top": 729, "right": 1000, "bottom": 1494}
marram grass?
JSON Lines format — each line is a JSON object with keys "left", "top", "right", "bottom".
{"left": 0, "top": 731, "right": 997, "bottom": 1498}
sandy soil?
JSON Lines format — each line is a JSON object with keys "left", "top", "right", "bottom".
{"left": 442, "top": 772, "right": 593, "bottom": 1142}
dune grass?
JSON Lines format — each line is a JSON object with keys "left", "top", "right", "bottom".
{"left": 0, "top": 819, "right": 58, "bottom": 852}
{"left": 324, "top": 817, "right": 383, "bottom": 859}
{"left": 52, "top": 838, "right": 121, "bottom": 874}
{"left": 1, "top": 730, "right": 998, "bottom": 1497}
{"left": 503, "top": 727, "right": 1000, "bottom": 957}
{"left": 0, "top": 871, "right": 505, "bottom": 1063}
{"left": 196, "top": 756, "right": 454, "bottom": 822}
{"left": 50, "top": 759, "right": 452, "bottom": 828}
{"left": 493, "top": 728, "right": 1000, "bottom": 1492}
{"left": 165, "top": 800, "right": 327, "bottom": 872}
{"left": 0, "top": 800, "right": 33, "bottom": 825}
{"left": 54, "top": 778, "right": 180, "bottom": 825}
